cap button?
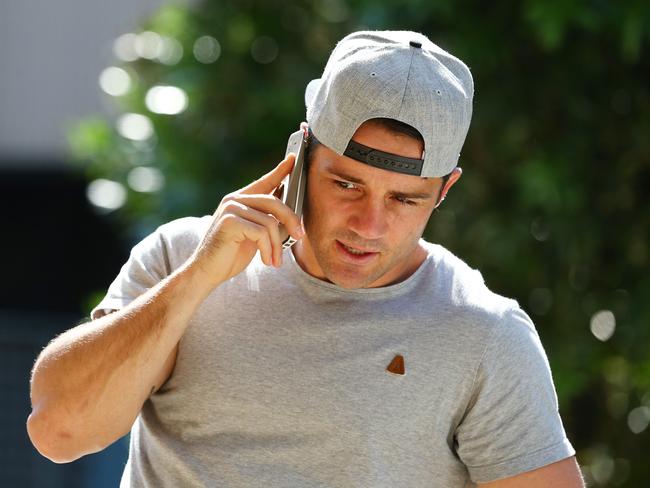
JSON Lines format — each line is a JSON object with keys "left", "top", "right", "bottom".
{"left": 409, "top": 40, "right": 422, "bottom": 48}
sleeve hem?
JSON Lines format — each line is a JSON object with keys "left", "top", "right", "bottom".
{"left": 468, "top": 438, "right": 576, "bottom": 483}
{"left": 90, "top": 297, "right": 133, "bottom": 320}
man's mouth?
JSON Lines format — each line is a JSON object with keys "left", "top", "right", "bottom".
{"left": 342, "top": 243, "right": 368, "bottom": 255}
{"left": 336, "top": 240, "right": 380, "bottom": 261}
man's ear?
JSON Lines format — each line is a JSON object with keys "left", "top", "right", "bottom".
{"left": 434, "top": 167, "right": 462, "bottom": 208}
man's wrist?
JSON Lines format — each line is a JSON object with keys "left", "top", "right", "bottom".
{"left": 179, "top": 255, "right": 228, "bottom": 299}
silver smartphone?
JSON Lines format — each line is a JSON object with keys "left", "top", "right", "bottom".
{"left": 279, "top": 129, "right": 308, "bottom": 249}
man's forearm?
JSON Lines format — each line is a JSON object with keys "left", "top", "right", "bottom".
{"left": 27, "top": 259, "right": 217, "bottom": 463}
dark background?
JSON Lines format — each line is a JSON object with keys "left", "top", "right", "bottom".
{"left": 0, "top": 166, "right": 130, "bottom": 486}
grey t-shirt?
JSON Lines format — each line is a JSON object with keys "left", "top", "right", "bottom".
{"left": 93, "top": 216, "right": 574, "bottom": 487}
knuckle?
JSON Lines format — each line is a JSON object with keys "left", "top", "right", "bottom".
{"left": 220, "top": 192, "right": 237, "bottom": 205}
{"left": 218, "top": 213, "right": 239, "bottom": 227}
{"left": 221, "top": 200, "right": 243, "bottom": 213}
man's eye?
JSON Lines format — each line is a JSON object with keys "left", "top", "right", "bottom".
{"left": 395, "top": 196, "right": 417, "bottom": 206}
{"left": 335, "top": 180, "right": 357, "bottom": 190}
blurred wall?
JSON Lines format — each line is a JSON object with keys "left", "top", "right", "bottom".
{"left": 0, "top": 0, "right": 189, "bottom": 165}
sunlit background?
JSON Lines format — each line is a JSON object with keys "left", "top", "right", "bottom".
{"left": 1, "top": 0, "right": 649, "bottom": 486}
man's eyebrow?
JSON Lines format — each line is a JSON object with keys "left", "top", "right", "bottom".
{"left": 326, "top": 168, "right": 366, "bottom": 185}
{"left": 326, "top": 168, "right": 436, "bottom": 199}
{"left": 390, "top": 190, "right": 436, "bottom": 200}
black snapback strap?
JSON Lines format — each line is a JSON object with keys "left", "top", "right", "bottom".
{"left": 343, "top": 140, "right": 424, "bottom": 176}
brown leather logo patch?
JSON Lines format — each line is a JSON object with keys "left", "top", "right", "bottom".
{"left": 386, "top": 354, "right": 405, "bottom": 375}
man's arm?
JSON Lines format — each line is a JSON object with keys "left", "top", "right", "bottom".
{"left": 27, "top": 153, "right": 303, "bottom": 463}
{"left": 478, "top": 457, "right": 585, "bottom": 488}
{"left": 27, "top": 261, "right": 215, "bottom": 463}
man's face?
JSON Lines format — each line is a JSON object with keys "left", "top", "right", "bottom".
{"left": 293, "top": 121, "right": 444, "bottom": 289}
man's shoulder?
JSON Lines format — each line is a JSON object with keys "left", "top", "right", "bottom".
{"left": 421, "top": 241, "right": 513, "bottom": 303}
{"left": 141, "top": 215, "right": 211, "bottom": 253}
{"left": 128, "top": 215, "right": 212, "bottom": 271}
{"left": 154, "top": 215, "right": 212, "bottom": 241}
{"left": 420, "top": 240, "right": 526, "bottom": 330}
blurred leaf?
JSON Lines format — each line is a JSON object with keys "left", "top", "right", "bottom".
{"left": 149, "top": 4, "right": 191, "bottom": 37}
{"left": 66, "top": 117, "right": 112, "bottom": 161}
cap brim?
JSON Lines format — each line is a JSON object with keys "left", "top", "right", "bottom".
{"left": 305, "top": 78, "right": 321, "bottom": 107}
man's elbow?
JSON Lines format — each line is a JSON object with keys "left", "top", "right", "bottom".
{"left": 26, "top": 408, "right": 95, "bottom": 464}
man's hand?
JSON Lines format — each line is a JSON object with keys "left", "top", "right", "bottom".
{"left": 190, "top": 152, "right": 305, "bottom": 286}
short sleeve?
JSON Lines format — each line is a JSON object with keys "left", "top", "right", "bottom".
{"left": 455, "top": 307, "right": 575, "bottom": 483}
{"left": 90, "top": 229, "right": 172, "bottom": 320}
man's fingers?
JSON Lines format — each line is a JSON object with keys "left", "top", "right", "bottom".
{"left": 199, "top": 152, "right": 303, "bottom": 276}
{"left": 240, "top": 153, "right": 296, "bottom": 196}
{"left": 224, "top": 201, "right": 285, "bottom": 267}
{"left": 217, "top": 212, "right": 274, "bottom": 267}
{"left": 229, "top": 194, "right": 304, "bottom": 241}
{"left": 238, "top": 219, "right": 274, "bottom": 267}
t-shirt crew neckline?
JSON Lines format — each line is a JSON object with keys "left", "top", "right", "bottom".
{"left": 286, "top": 240, "right": 437, "bottom": 300}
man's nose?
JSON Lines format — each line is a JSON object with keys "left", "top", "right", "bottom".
{"left": 347, "top": 197, "right": 388, "bottom": 240}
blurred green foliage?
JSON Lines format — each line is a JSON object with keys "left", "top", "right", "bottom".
{"left": 67, "top": 0, "right": 650, "bottom": 485}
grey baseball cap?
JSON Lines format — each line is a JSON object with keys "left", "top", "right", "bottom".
{"left": 305, "top": 30, "right": 474, "bottom": 178}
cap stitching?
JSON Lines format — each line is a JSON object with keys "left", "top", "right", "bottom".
{"left": 398, "top": 45, "right": 417, "bottom": 116}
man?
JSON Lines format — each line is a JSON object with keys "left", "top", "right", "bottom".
{"left": 28, "top": 31, "right": 584, "bottom": 487}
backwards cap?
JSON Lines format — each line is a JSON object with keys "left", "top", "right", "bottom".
{"left": 305, "top": 30, "right": 474, "bottom": 177}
